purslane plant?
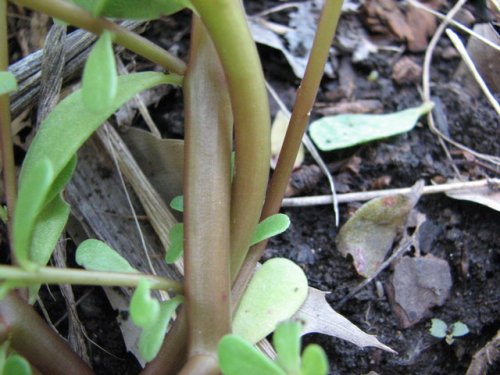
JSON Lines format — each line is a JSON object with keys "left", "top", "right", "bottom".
{"left": 0, "top": 0, "right": 344, "bottom": 374}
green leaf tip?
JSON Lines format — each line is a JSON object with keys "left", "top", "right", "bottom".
{"left": 309, "top": 102, "right": 434, "bottom": 151}
{"left": 301, "top": 344, "right": 329, "bottom": 375}
{"left": 76, "top": 239, "right": 138, "bottom": 273}
{"left": 274, "top": 321, "right": 302, "bottom": 374}
{"left": 0, "top": 71, "right": 18, "bottom": 95}
{"left": 218, "top": 335, "right": 286, "bottom": 375}
{"left": 139, "top": 296, "right": 184, "bottom": 362}
{"left": 169, "top": 195, "right": 184, "bottom": 212}
{"left": 82, "top": 31, "right": 118, "bottom": 112}
{"left": 233, "top": 258, "right": 308, "bottom": 344}
{"left": 165, "top": 223, "right": 184, "bottom": 264}
{"left": 251, "top": 214, "right": 290, "bottom": 246}
{"left": 130, "top": 279, "right": 160, "bottom": 328}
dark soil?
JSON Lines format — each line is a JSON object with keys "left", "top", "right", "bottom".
{"left": 5, "top": 1, "right": 499, "bottom": 374}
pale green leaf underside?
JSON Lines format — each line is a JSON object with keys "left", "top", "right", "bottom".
{"left": 430, "top": 318, "right": 447, "bottom": 338}
{"left": 130, "top": 279, "right": 160, "bottom": 328}
{"left": 218, "top": 335, "right": 286, "bottom": 375}
{"left": 72, "top": 0, "right": 192, "bottom": 19}
{"left": 82, "top": 31, "right": 117, "bottom": 112}
{"left": 309, "top": 102, "right": 434, "bottom": 151}
{"left": 0, "top": 71, "right": 18, "bottom": 95}
{"left": 139, "top": 296, "right": 184, "bottom": 362}
{"left": 76, "top": 239, "right": 138, "bottom": 273}
{"left": 233, "top": 258, "right": 308, "bottom": 344}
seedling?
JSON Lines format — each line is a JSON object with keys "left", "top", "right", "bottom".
{"left": 429, "top": 318, "right": 469, "bottom": 345}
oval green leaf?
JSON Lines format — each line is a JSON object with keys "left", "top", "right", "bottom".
{"left": 130, "top": 279, "right": 160, "bottom": 328}
{"left": 250, "top": 214, "right": 290, "bottom": 246}
{"left": 139, "top": 296, "right": 184, "bottom": 362}
{"left": 76, "top": 239, "right": 137, "bottom": 273}
{"left": 13, "top": 158, "right": 54, "bottom": 270}
{"left": 233, "top": 258, "right": 308, "bottom": 344}
{"left": 429, "top": 318, "right": 447, "bottom": 339}
{"left": 169, "top": 196, "right": 184, "bottom": 213}
{"left": 82, "top": 31, "right": 117, "bottom": 112}
{"left": 451, "top": 322, "right": 469, "bottom": 338}
{"left": 300, "top": 344, "right": 328, "bottom": 375}
{"left": 218, "top": 335, "right": 286, "bottom": 375}
{"left": 0, "top": 71, "right": 18, "bottom": 95}
{"left": 165, "top": 223, "right": 184, "bottom": 264}
{"left": 274, "top": 321, "right": 302, "bottom": 374}
{"left": 309, "top": 102, "right": 434, "bottom": 151}
{"left": 3, "top": 354, "right": 32, "bottom": 375}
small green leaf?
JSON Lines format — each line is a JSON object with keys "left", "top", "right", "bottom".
{"left": 429, "top": 318, "right": 447, "bottom": 339}
{"left": 72, "top": 0, "right": 193, "bottom": 20}
{"left": 233, "top": 258, "right": 308, "bottom": 344}
{"left": 169, "top": 196, "right": 184, "bottom": 213}
{"left": 309, "top": 102, "right": 434, "bottom": 151}
{"left": 82, "top": 31, "right": 117, "bottom": 112}
{"left": 139, "top": 296, "right": 183, "bottom": 361}
{"left": 451, "top": 322, "right": 469, "bottom": 338}
{"left": 13, "top": 158, "right": 54, "bottom": 270}
{"left": 273, "top": 321, "right": 302, "bottom": 374}
{"left": 0, "top": 71, "right": 17, "bottom": 95}
{"left": 44, "top": 155, "right": 77, "bottom": 208}
{"left": 76, "top": 239, "right": 138, "bottom": 273}
{"left": 300, "top": 344, "right": 328, "bottom": 375}
{"left": 218, "top": 335, "right": 286, "bottom": 375}
{"left": 250, "top": 214, "right": 290, "bottom": 246}
{"left": 165, "top": 223, "right": 183, "bottom": 264}
{"left": 28, "top": 195, "right": 71, "bottom": 303}
{"left": 3, "top": 354, "right": 32, "bottom": 375}
{"left": 130, "top": 279, "right": 160, "bottom": 328}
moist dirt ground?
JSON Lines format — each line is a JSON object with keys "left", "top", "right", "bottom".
{"left": 5, "top": 1, "right": 499, "bottom": 374}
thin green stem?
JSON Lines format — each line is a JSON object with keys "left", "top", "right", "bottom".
{"left": 182, "top": 15, "right": 232, "bottom": 367}
{"left": 233, "top": 0, "right": 344, "bottom": 302}
{"left": 0, "top": 265, "right": 183, "bottom": 293}
{"left": 0, "top": 0, "right": 17, "bottom": 251}
{"left": 189, "top": 0, "right": 271, "bottom": 281}
{"left": 9, "top": 0, "right": 187, "bottom": 75}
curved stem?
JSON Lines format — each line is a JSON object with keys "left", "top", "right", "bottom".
{"left": 233, "top": 0, "right": 344, "bottom": 302}
{"left": 9, "top": 0, "right": 187, "bottom": 74}
{"left": 0, "top": 292, "right": 94, "bottom": 375}
{"left": 0, "top": 265, "right": 183, "bottom": 293}
{"left": 189, "top": 0, "right": 271, "bottom": 280}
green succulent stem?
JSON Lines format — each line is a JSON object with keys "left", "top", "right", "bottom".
{"left": 182, "top": 15, "right": 232, "bottom": 369}
{"left": 189, "top": 0, "right": 271, "bottom": 280}
{"left": 9, "top": 0, "right": 187, "bottom": 74}
{"left": 0, "top": 265, "right": 183, "bottom": 293}
{"left": 233, "top": 0, "right": 344, "bottom": 302}
{"left": 0, "top": 0, "right": 17, "bottom": 248}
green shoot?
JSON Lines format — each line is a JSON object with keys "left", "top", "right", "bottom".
{"left": 300, "top": 344, "right": 329, "bottom": 375}
{"left": 430, "top": 318, "right": 469, "bottom": 345}
{"left": 274, "top": 321, "right": 301, "bottom": 374}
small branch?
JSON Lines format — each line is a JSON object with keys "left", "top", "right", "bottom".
{"left": 0, "top": 265, "right": 183, "bottom": 293}
{"left": 282, "top": 179, "right": 498, "bottom": 207}
{"left": 445, "top": 28, "right": 500, "bottom": 115}
{"left": 9, "top": 0, "right": 187, "bottom": 74}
